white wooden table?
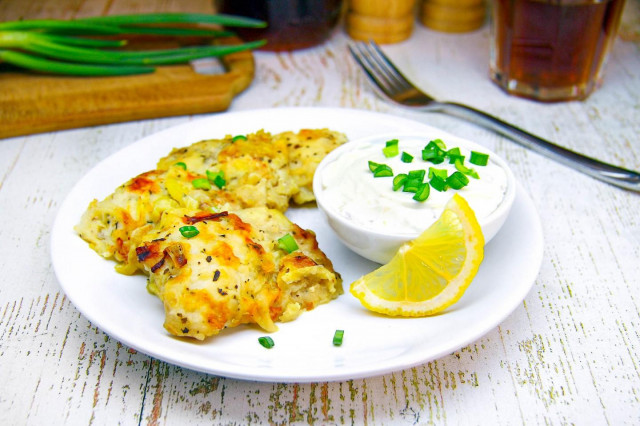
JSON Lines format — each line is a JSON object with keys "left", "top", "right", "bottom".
{"left": 2, "top": 7, "right": 640, "bottom": 425}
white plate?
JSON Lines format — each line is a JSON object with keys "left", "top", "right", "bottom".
{"left": 51, "top": 107, "right": 543, "bottom": 383}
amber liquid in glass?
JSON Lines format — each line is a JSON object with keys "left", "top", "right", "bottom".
{"left": 215, "top": 0, "right": 343, "bottom": 51}
{"left": 490, "top": 0, "right": 626, "bottom": 101}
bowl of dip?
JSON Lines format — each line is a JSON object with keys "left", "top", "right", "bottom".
{"left": 313, "top": 132, "right": 516, "bottom": 264}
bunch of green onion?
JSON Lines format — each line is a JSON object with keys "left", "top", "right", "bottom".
{"left": 0, "top": 13, "right": 266, "bottom": 76}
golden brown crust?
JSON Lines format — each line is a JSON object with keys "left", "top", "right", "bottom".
{"left": 75, "top": 129, "right": 346, "bottom": 340}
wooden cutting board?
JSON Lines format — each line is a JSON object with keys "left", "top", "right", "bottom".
{"left": 0, "top": 37, "right": 255, "bottom": 140}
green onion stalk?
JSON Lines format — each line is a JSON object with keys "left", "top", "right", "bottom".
{"left": 0, "top": 13, "right": 266, "bottom": 76}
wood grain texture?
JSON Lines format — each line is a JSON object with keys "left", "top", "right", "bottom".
{"left": 1, "top": 1, "right": 640, "bottom": 425}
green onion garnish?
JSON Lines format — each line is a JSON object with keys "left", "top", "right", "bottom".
{"left": 333, "top": 329, "right": 344, "bottom": 346}
{"left": 382, "top": 139, "right": 399, "bottom": 158}
{"left": 469, "top": 151, "right": 489, "bottom": 166}
{"left": 174, "top": 162, "right": 187, "bottom": 170}
{"left": 277, "top": 234, "right": 298, "bottom": 253}
{"left": 191, "top": 178, "right": 211, "bottom": 190}
{"left": 179, "top": 225, "right": 199, "bottom": 238}
{"left": 407, "top": 169, "right": 426, "bottom": 181}
{"left": 429, "top": 176, "right": 448, "bottom": 192}
{"left": 382, "top": 145, "right": 398, "bottom": 158}
{"left": 231, "top": 135, "right": 248, "bottom": 142}
{"left": 446, "top": 171, "right": 470, "bottom": 189}
{"left": 206, "top": 170, "right": 226, "bottom": 189}
{"left": 213, "top": 175, "right": 226, "bottom": 189}
{"left": 401, "top": 152, "right": 414, "bottom": 163}
{"left": 368, "top": 161, "right": 382, "bottom": 173}
{"left": 422, "top": 140, "right": 448, "bottom": 164}
{"left": 422, "top": 147, "right": 445, "bottom": 164}
{"left": 428, "top": 167, "right": 448, "bottom": 180}
{"left": 431, "top": 138, "right": 447, "bottom": 150}
{"left": 413, "top": 183, "right": 430, "bottom": 202}
{"left": 447, "top": 147, "right": 465, "bottom": 164}
{"left": 258, "top": 336, "right": 275, "bottom": 349}
{"left": 392, "top": 173, "right": 408, "bottom": 191}
{"left": 454, "top": 159, "right": 479, "bottom": 179}
{"left": 402, "top": 178, "right": 422, "bottom": 193}
{"left": 447, "top": 147, "right": 461, "bottom": 156}
{"left": 373, "top": 164, "right": 393, "bottom": 177}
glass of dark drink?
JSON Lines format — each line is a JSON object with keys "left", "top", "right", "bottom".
{"left": 490, "top": 0, "right": 626, "bottom": 102}
{"left": 214, "top": 0, "right": 344, "bottom": 51}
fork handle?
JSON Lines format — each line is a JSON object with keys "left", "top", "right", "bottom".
{"left": 435, "top": 102, "right": 640, "bottom": 192}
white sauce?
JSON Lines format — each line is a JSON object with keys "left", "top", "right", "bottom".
{"left": 319, "top": 136, "right": 508, "bottom": 234}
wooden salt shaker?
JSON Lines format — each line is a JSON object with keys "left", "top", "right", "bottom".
{"left": 420, "top": 0, "right": 486, "bottom": 33}
{"left": 346, "top": 0, "right": 417, "bottom": 44}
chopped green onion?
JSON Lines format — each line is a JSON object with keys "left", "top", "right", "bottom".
{"left": 213, "top": 175, "right": 226, "bottom": 188}
{"left": 206, "top": 170, "right": 222, "bottom": 180}
{"left": 413, "top": 183, "right": 431, "bottom": 202}
{"left": 232, "top": 135, "right": 248, "bottom": 142}
{"left": 454, "top": 159, "right": 479, "bottom": 179}
{"left": 179, "top": 225, "right": 199, "bottom": 238}
{"left": 206, "top": 170, "right": 226, "bottom": 188}
{"left": 429, "top": 176, "right": 448, "bottom": 192}
{"left": 174, "top": 162, "right": 187, "bottom": 170}
{"left": 333, "top": 329, "right": 344, "bottom": 346}
{"left": 447, "top": 147, "right": 465, "bottom": 164}
{"left": 401, "top": 152, "right": 414, "bottom": 163}
{"left": 392, "top": 173, "right": 408, "bottom": 191}
{"left": 407, "top": 169, "right": 426, "bottom": 181}
{"left": 469, "top": 151, "right": 490, "bottom": 166}
{"left": 402, "top": 178, "right": 423, "bottom": 193}
{"left": 373, "top": 164, "right": 393, "bottom": 177}
{"left": 258, "top": 336, "right": 275, "bottom": 349}
{"left": 191, "top": 178, "right": 211, "bottom": 190}
{"left": 382, "top": 145, "right": 399, "bottom": 158}
{"left": 277, "top": 234, "right": 299, "bottom": 253}
{"left": 446, "top": 171, "right": 470, "bottom": 189}
{"left": 383, "top": 139, "right": 399, "bottom": 157}
{"left": 422, "top": 146, "right": 445, "bottom": 164}
{"left": 368, "top": 160, "right": 383, "bottom": 173}
{"left": 428, "top": 167, "right": 448, "bottom": 180}
{"left": 433, "top": 139, "right": 447, "bottom": 150}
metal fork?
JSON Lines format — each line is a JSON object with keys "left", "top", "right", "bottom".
{"left": 348, "top": 41, "right": 640, "bottom": 193}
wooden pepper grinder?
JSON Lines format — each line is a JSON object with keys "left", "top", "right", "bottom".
{"left": 420, "top": 0, "right": 486, "bottom": 33}
{"left": 346, "top": 0, "right": 417, "bottom": 44}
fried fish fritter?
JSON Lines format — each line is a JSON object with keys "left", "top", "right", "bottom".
{"left": 132, "top": 207, "right": 342, "bottom": 340}
{"left": 157, "top": 130, "right": 296, "bottom": 212}
{"left": 277, "top": 129, "right": 348, "bottom": 204}
{"left": 75, "top": 128, "right": 347, "bottom": 340}
{"left": 75, "top": 166, "right": 242, "bottom": 274}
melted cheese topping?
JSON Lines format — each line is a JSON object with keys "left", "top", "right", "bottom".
{"left": 75, "top": 129, "right": 346, "bottom": 340}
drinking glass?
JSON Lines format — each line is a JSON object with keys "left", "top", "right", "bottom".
{"left": 490, "top": 0, "right": 626, "bottom": 102}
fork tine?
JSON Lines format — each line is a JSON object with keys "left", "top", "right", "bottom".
{"left": 366, "top": 41, "right": 416, "bottom": 93}
{"left": 349, "top": 41, "right": 423, "bottom": 103}
{"left": 348, "top": 43, "right": 396, "bottom": 99}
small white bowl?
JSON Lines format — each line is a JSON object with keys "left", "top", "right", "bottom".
{"left": 313, "top": 132, "right": 516, "bottom": 264}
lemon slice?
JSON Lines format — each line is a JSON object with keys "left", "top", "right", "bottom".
{"left": 350, "top": 194, "right": 484, "bottom": 316}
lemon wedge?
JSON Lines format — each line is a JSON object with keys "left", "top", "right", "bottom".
{"left": 350, "top": 194, "right": 484, "bottom": 316}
